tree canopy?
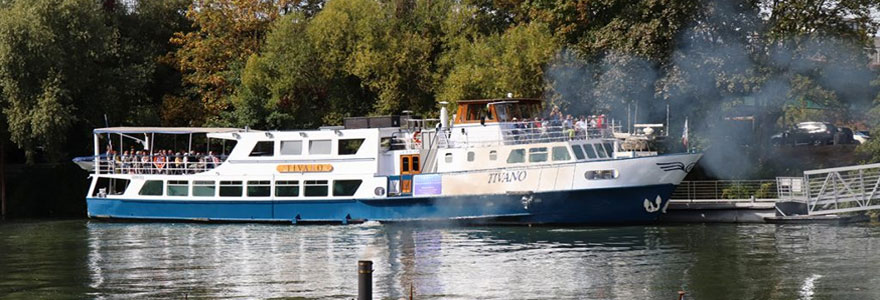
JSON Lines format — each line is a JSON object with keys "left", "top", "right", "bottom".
{"left": 0, "top": 0, "right": 879, "bottom": 170}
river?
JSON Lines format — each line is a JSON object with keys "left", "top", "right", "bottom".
{"left": 0, "top": 220, "right": 879, "bottom": 299}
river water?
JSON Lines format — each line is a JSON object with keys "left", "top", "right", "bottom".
{"left": 1, "top": 220, "right": 879, "bottom": 299}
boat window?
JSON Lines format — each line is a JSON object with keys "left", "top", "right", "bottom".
{"left": 304, "top": 180, "right": 329, "bottom": 197}
{"left": 466, "top": 104, "right": 482, "bottom": 121}
{"left": 594, "top": 143, "right": 607, "bottom": 158}
{"left": 489, "top": 150, "right": 497, "bottom": 161}
{"left": 280, "top": 140, "right": 302, "bottom": 155}
{"left": 402, "top": 156, "right": 410, "bottom": 172}
{"left": 529, "top": 147, "right": 548, "bottom": 163}
{"left": 219, "top": 181, "right": 243, "bottom": 197}
{"left": 92, "top": 177, "right": 130, "bottom": 196}
{"left": 333, "top": 180, "right": 362, "bottom": 196}
{"left": 247, "top": 180, "right": 271, "bottom": 197}
{"left": 309, "top": 140, "right": 332, "bottom": 155}
{"left": 507, "top": 149, "right": 525, "bottom": 163}
{"left": 571, "top": 145, "right": 586, "bottom": 160}
{"left": 167, "top": 180, "right": 189, "bottom": 196}
{"left": 552, "top": 146, "right": 571, "bottom": 161}
{"left": 193, "top": 180, "right": 215, "bottom": 196}
{"left": 467, "top": 151, "right": 475, "bottom": 162}
{"left": 138, "top": 180, "right": 163, "bottom": 196}
{"left": 338, "top": 138, "right": 365, "bottom": 155}
{"left": 603, "top": 143, "right": 615, "bottom": 157}
{"left": 585, "top": 169, "right": 618, "bottom": 180}
{"left": 412, "top": 156, "right": 420, "bottom": 172}
{"left": 444, "top": 153, "right": 453, "bottom": 163}
{"left": 275, "top": 180, "right": 299, "bottom": 197}
{"left": 583, "top": 144, "right": 598, "bottom": 159}
{"left": 249, "top": 141, "right": 275, "bottom": 157}
{"left": 495, "top": 104, "right": 509, "bottom": 121}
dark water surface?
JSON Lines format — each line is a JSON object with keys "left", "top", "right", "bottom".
{"left": 1, "top": 220, "right": 879, "bottom": 299}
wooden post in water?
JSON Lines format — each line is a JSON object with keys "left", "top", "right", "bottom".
{"left": 1, "top": 141, "right": 6, "bottom": 220}
{"left": 358, "top": 260, "right": 373, "bottom": 300}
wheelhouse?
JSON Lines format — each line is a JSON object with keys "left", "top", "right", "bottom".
{"left": 454, "top": 98, "right": 543, "bottom": 124}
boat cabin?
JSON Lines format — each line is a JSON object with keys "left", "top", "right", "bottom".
{"left": 454, "top": 98, "right": 542, "bottom": 124}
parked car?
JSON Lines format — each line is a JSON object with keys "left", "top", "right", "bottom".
{"left": 771, "top": 122, "right": 838, "bottom": 146}
{"left": 837, "top": 127, "right": 855, "bottom": 144}
{"left": 854, "top": 130, "right": 871, "bottom": 144}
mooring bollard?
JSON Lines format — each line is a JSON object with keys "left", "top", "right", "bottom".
{"left": 358, "top": 260, "right": 373, "bottom": 300}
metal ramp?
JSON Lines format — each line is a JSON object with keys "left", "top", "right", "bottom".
{"left": 779, "top": 163, "right": 880, "bottom": 215}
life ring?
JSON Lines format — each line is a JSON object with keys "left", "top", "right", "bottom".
{"left": 153, "top": 156, "right": 166, "bottom": 169}
{"left": 412, "top": 131, "right": 422, "bottom": 147}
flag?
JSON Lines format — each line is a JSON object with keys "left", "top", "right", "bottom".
{"left": 681, "top": 117, "right": 689, "bottom": 148}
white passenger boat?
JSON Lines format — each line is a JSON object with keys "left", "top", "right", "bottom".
{"left": 80, "top": 99, "right": 701, "bottom": 224}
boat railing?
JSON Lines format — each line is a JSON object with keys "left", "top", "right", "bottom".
{"left": 386, "top": 121, "right": 622, "bottom": 150}
{"left": 450, "top": 122, "right": 618, "bottom": 148}
{"left": 94, "top": 154, "right": 228, "bottom": 175}
{"left": 405, "top": 118, "right": 440, "bottom": 130}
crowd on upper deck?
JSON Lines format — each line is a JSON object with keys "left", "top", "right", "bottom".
{"left": 505, "top": 106, "right": 610, "bottom": 143}
{"left": 102, "top": 147, "right": 225, "bottom": 174}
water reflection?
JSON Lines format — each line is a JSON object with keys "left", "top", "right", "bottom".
{"left": 1, "top": 220, "right": 879, "bottom": 299}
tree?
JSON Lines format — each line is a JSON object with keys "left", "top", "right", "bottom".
{"left": 437, "top": 22, "right": 558, "bottom": 104}
{"left": 169, "top": 0, "right": 313, "bottom": 125}
{"left": 0, "top": 0, "right": 194, "bottom": 163}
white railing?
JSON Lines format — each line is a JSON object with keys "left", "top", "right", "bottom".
{"left": 803, "top": 163, "right": 880, "bottom": 215}
{"left": 388, "top": 121, "right": 623, "bottom": 151}
{"left": 671, "top": 180, "right": 779, "bottom": 201}
{"left": 96, "top": 155, "right": 227, "bottom": 175}
{"left": 776, "top": 177, "right": 806, "bottom": 200}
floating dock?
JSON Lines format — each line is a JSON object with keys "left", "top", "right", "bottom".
{"left": 661, "top": 199, "right": 776, "bottom": 223}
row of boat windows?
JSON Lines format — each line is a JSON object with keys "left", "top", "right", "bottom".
{"left": 138, "top": 179, "right": 363, "bottom": 197}
{"left": 249, "top": 139, "right": 365, "bottom": 157}
{"left": 443, "top": 143, "right": 615, "bottom": 164}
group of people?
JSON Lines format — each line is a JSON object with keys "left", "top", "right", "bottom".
{"left": 103, "top": 148, "right": 224, "bottom": 174}
{"left": 507, "top": 106, "right": 609, "bottom": 143}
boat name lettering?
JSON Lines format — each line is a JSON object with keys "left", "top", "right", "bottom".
{"left": 276, "top": 164, "right": 334, "bottom": 173}
{"left": 487, "top": 171, "right": 527, "bottom": 184}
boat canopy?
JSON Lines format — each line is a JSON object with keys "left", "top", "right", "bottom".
{"left": 94, "top": 127, "right": 242, "bottom": 134}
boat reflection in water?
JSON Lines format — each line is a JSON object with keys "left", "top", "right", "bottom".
{"left": 77, "top": 221, "right": 880, "bottom": 299}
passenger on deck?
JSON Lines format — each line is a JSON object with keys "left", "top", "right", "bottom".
{"left": 565, "top": 115, "right": 575, "bottom": 140}
{"left": 203, "top": 152, "right": 213, "bottom": 169}
{"left": 120, "top": 151, "right": 130, "bottom": 174}
{"left": 141, "top": 151, "right": 151, "bottom": 174}
{"left": 174, "top": 152, "right": 183, "bottom": 174}
{"left": 575, "top": 117, "right": 587, "bottom": 139}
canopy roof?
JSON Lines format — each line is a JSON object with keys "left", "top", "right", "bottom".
{"left": 94, "top": 127, "right": 243, "bottom": 134}
{"left": 456, "top": 98, "right": 542, "bottom": 104}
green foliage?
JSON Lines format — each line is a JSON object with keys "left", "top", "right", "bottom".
{"left": 0, "top": 0, "right": 879, "bottom": 170}
{"left": 754, "top": 182, "right": 775, "bottom": 199}
{"left": 438, "top": 22, "right": 557, "bottom": 104}
{"left": 0, "top": 0, "right": 191, "bottom": 163}
{"left": 721, "top": 183, "right": 753, "bottom": 199}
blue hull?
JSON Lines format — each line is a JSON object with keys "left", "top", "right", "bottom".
{"left": 86, "top": 184, "right": 676, "bottom": 224}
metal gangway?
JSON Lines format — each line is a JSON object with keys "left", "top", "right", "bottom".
{"left": 778, "top": 163, "right": 880, "bottom": 215}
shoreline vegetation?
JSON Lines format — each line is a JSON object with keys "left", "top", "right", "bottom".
{"left": 1, "top": 0, "right": 880, "bottom": 217}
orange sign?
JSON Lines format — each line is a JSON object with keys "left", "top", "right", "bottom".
{"left": 276, "top": 164, "right": 334, "bottom": 173}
